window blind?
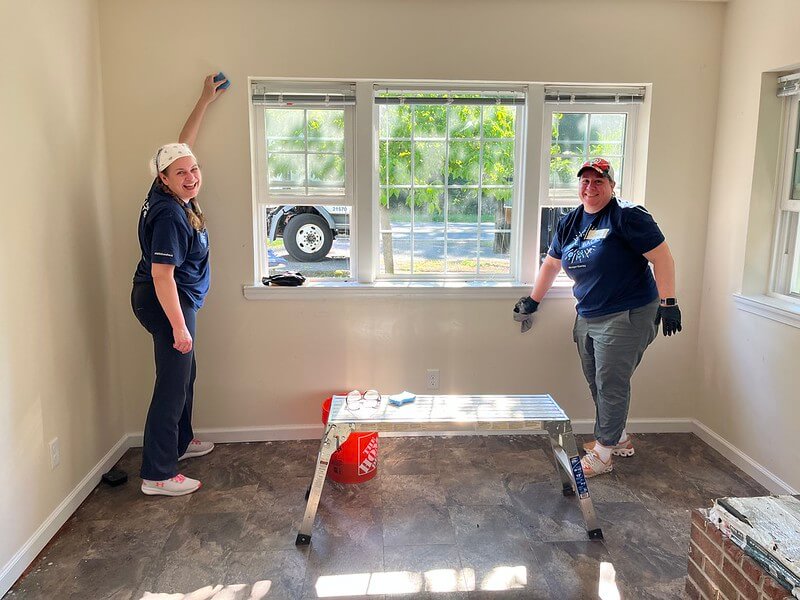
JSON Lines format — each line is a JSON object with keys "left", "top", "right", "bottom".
{"left": 545, "top": 86, "right": 645, "bottom": 104}
{"left": 374, "top": 85, "right": 525, "bottom": 106}
{"left": 251, "top": 82, "right": 356, "bottom": 106}
{"left": 778, "top": 73, "right": 800, "bottom": 97}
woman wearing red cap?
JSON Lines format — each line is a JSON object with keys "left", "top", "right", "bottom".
{"left": 514, "top": 158, "right": 681, "bottom": 477}
{"left": 131, "top": 74, "right": 228, "bottom": 496}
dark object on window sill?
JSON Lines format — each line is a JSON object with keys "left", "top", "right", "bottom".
{"left": 101, "top": 468, "right": 128, "bottom": 487}
{"left": 262, "top": 272, "right": 307, "bottom": 287}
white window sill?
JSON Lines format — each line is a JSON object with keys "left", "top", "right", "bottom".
{"left": 732, "top": 293, "right": 800, "bottom": 329}
{"left": 243, "top": 280, "right": 575, "bottom": 300}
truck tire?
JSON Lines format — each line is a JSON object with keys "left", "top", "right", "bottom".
{"left": 283, "top": 213, "right": 334, "bottom": 262}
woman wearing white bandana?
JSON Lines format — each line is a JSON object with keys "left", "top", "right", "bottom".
{"left": 131, "top": 74, "right": 227, "bottom": 496}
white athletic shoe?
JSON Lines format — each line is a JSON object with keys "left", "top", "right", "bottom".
{"left": 141, "top": 473, "right": 201, "bottom": 496}
{"left": 179, "top": 439, "right": 215, "bottom": 461}
{"left": 580, "top": 450, "right": 614, "bottom": 478}
{"left": 583, "top": 436, "right": 635, "bottom": 457}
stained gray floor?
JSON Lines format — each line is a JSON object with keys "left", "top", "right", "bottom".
{"left": 4, "top": 433, "right": 768, "bottom": 599}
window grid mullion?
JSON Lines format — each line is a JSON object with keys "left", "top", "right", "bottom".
{"left": 477, "top": 107, "right": 486, "bottom": 276}
{"left": 444, "top": 106, "right": 451, "bottom": 274}
{"left": 410, "top": 105, "right": 416, "bottom": 274}
{"left": 619, "top": 114, "right": 628, "bottom": 196}
{"left": 303, "top": 108, "right": 309, "bottom": 197}
{"left": 584, "top": 114, "right": 592, "bottom": 162}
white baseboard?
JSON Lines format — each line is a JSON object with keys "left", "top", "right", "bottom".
{"left": 0, "top": 435, "right": 131, "bottom": 598}
{"left": 125, "top": 424, "right": 325, "bottom": 448}
{"left": 3, "top": 418, "right": 794, "bottom": 597}
{"left": 691, "top": 419, "right": 798, "bottom": 495}
{"left": 620, "top": 418, "right": 695, "bottom": 434}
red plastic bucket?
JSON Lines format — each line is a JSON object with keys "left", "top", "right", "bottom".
{"left": 322, "top": 396, "right": 378, "bottom": 484}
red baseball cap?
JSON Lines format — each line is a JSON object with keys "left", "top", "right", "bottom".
{"left": 577, "top": 158, "right": 615, "bottom": 182}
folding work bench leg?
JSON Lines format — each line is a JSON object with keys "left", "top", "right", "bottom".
{"left": 295, "top": 424, "right": 352, "bottom": 545}
{"left": 546, "top": 421, "right": 603, "bottom": 540}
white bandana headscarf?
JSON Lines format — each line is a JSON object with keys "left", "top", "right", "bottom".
{"left": 149, "top": 143, "right": 196, "bottom": 178}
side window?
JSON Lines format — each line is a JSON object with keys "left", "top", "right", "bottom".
{"left": 540, "top": 100, "right": 638, "bottom": 265}
{"left": 252, "top": 84, "right": 354, "bottom": 280}
{"left": 771, "top": 90, "right": 800, "bottom": 299}
{"left": 375, "top": 88, "right": 525, "bottom": 280}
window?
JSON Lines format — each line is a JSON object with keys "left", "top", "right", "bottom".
{"left": 375, "top": 88, "right": 525, "bottom": 280}
{"left": 247, "top": 80, "right": 647, "bottom": 290}
{"left": 251, "top": 83, "right": 355, "bottom": 280}
{"left": 538, "top": 89, "right": 642, "bottom": 265}
{"left": 771, "top": 76, "right": 800, "bottom": 299}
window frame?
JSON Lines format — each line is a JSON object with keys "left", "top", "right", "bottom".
{"left": 769, "top": 94, "right": 800, "bottom": 301}
{"left": 251, "top": 87, "right": 356, "bottom": 282}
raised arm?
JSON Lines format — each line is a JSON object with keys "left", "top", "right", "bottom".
{"left": 178, "top": 74, "right": 228, "bottom": 149}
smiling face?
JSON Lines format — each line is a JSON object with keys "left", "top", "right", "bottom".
{"left": 578, "top": 170, "right": 615, "bottom": 214}
{"left": 159, "top": 156, "right": 202, "bottom": 202}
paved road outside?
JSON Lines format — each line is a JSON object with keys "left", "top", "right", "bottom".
{"left": 269, "top": 222, "right": 513, "bottom": 277}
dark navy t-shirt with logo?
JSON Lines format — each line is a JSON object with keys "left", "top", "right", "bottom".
{"left": 548, "top": 198, "right": 664, "bottom": 318}
{"left": 133, "top": 182, "right": 210, "bottom": 310}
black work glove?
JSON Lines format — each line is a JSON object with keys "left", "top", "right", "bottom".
{"left": 656, "top": 304, "right": 682, "bottom": 336}
{"left": 513, "top": 296, "right": 539, "bottom": 333}
{"left": 515, "top": 296, "right": 539, "bottom": 315}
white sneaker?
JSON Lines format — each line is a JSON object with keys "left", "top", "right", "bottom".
{"left": 583, "top": 436, "right": 635, "bottom": 457}
{"left": 179, "top": 439, "right": 214, "bottom": 461}
{"left": 580, "top": 450, "right": 613, "bottom": 478}
{"left": 141, "top": 473, "right": 201, "bottom": 496}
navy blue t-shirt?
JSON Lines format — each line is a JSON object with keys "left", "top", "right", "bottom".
{"left": 548, "top": 198, "right": 664, "bottom": 318}
{"left": 133, "top": 182, "right": 210, "bottom": 310}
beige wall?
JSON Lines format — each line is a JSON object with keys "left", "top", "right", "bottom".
{"left": 0, "top": 0, "right": 120, "bottom": 576}
{"left": 697, "top": 0, "right": 800, "bottom": 491}
{"left": 96, "top": 0, "right": 722, "bottom": 435}
{"left": 17, "top": 0, "right": 800, "bottom": 586}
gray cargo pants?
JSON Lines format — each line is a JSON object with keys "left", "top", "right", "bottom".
{"left": 573, "top": 299, "right": 659, "bottom": 447}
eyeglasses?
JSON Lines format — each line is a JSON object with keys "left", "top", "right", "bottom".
{"left": 346, "top": 389, "right": 382, "bottom": 410}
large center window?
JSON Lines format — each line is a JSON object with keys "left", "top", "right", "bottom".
{"left": 375, "top": 88, "right": 525, "bottom": 280}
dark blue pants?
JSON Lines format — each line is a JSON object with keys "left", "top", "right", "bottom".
{"left": 131, "top": 282, "right": 197, "bottom": 480}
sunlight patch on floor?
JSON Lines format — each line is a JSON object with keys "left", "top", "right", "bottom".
{"left": 315, "top": 565, "right": 528, "bottom": 596}
{"left": 315, "top": 573, "right": 372, "bottom": 597}
{"left": 598, "top": 561, "right": 621, "bottom": 600}
{"left": 136, "top": 561, "right": 617, "bottom": 599}
{"left": 140, "top": 580, "right": 271, "bottom": 600}
{"left": 480, "top": 565, "right": 527, "bottom": 591}
{"left": 425, "top": 567, "right": 472, "bottom": 593}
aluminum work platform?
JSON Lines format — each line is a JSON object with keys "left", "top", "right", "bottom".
{"left": 295, "top": 394, "right": 603, "bottom": 545}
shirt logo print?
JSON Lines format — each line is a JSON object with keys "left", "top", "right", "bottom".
{"left": 565, "top": 226, "right": 601, "bottom": 264}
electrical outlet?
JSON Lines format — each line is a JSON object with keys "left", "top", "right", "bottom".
{"left": 426, "top": 369, "right": 440, "bottom": 390}
{"left": 49, "top": 438, "right": 60, "bottom": 470}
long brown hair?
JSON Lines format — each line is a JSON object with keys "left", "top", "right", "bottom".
{"left": 154, "top": 178, "right": 207, "bottom": 232}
